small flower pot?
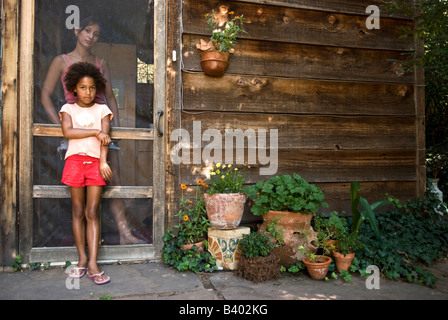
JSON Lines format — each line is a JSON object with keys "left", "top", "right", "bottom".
{"left": 181, "top": 238, "right": 205, "bottom": 252}
{"left": 333, "top": 251, "right": 355, "bottom": 272}
{"left": 200, "top": 50, "right": 230, "bottom": 77}
{"left": 302, "top": 255, "right": 332, "bottom": 280}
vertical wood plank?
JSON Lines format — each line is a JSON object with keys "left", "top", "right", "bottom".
{"left": 153, "top": 0, "right": 167, "bottom": 250}
{"left": 0, "top": 0, "right": 19, "bottom": 266}
{"left": 18, "top": 0, "right": 35, "bottom": 261}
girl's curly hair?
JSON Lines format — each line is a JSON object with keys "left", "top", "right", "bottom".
{"left": 64, "top": 61, "right": 107, "bottom": 94}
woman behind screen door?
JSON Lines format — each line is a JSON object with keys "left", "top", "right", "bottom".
{"left": 41, "top": 16, "right": 143, "bottom": 245}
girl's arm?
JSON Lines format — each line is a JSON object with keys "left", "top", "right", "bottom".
{"left": 99, "top": 115, "right": 113, "bottom": 181}
{"left": 60, "top": 112, "right": 109, "bottom": 140}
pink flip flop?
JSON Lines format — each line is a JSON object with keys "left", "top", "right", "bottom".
{"left": 88, "top": 271, "right": 111, "bottom": 285}
{"left": 68, "top": 267, "right": 87, "bottom": 279}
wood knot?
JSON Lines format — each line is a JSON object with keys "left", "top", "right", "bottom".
{"left": 328, "top": 15, "right": 337, "bottom": 24}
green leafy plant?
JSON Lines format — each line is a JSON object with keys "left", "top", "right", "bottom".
{"left": 355, "top": 186, "right": 448, "bottom": 287}
{"left": 314, "top": 211, "right": 349, "bottom": 241}
{"left": 336, "top": 233, "right": 363, "bottom": 255}
{"left": 10, "top": 255, "right": 23, "bottom": 272}
{"left": 244, "top": 173, "right": 328, "bottom": 216}
{"left": 175, "top": 181, "right": 210, "bottom": 244}
{"left": 238, "top": 232, "right": 276, "bottom": 258}
{"left": 161, "top": 229, "right": 217, "bottom": 274}
{"left": 351, "top": 182, "right": 392, "bottom": 237}
{"left": 203, "top": 8, "right": 247, "bottom": 53}
{"left": 206, "top": 163, "right": 245, "bottom": 194}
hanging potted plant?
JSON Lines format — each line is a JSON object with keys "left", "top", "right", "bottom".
{"left": 204, "top": 163, "right": 247, "bottom": 229}
{"left": 196, "top": 6, "right": 247, "bottom": 77}
{"left": 244, "top": 173, "right": 328, "bottom": 266}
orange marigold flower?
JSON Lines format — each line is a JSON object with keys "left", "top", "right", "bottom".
{"left": 183, "top": 215, "right": 189, "bottom": 221}
{"left": 181, "top": 184, "right": 187, "bottom": 189}
{"left": 198, "top": 179, "right": 204, "bottom": 185}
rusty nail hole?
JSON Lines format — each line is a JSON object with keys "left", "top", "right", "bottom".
{"left": 335, "top": 144, "right": 341, "bottom": 150}
{"left": 359, "top": 30, "right": 366, "bottom": 36}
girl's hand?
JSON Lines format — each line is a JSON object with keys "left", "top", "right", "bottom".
{"left": 97, "top": 131, "right": 111, "bottom": 146}
{"left": 99, "top": 161, "right": 113, "bottom": 181}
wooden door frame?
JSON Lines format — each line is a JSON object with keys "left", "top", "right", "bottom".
{"left": 10, "top": 0, "right": 167, "bottom": 263}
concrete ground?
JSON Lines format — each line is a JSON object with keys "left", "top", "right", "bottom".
{"left": 0, "top": 259, "right": 447, "bottom": 301}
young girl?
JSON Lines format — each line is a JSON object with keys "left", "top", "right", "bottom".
{"left": 61, "top": 61, "right": 113, "bottom": 285}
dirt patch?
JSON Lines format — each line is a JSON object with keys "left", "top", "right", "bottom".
{"left": 236, "top": 252, "right": 281, "bottom": 283}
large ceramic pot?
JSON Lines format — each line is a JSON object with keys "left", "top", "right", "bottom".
{"left": 204, "top": 193, "right": 247, "bottom": 229}
{"left": 200, "top": 50, "right": 230, "bottom": 77}
{"left": 258, "top": 210, "right": 318, "bottom": 267}
{"left": 302, "top": 255, "right": 332, "bottom": 280}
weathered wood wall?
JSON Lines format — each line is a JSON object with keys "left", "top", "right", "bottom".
{"left": 174, "top": 0, "right": 424, "bottom": 224}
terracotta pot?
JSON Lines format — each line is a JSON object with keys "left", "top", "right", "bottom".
{"left": 181, "top": 238, "right": 205, "bottom": 252}
{"left": 200, "top": 50, "right": 230, "bottom": 77}
{"left": 333, "top": 251, "right": 355, "bottom": 271}
{"left": 302, "top": 255, "right": 332, "bottom": 280}
{"left": 258, "top": 210, "right": 318, "bottom": 267}
{"left": 324, "top": 239, "right": 339, "bottom": 256}
{"left": 204, "top": 193, "right": 247, "bottom": 229}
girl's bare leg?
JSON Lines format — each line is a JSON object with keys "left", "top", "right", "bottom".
{"left": 85, "top": 185, "right": 109, "bottom": 282}
{"left": 70, "top": 187, "right": 88, "bottom": 271}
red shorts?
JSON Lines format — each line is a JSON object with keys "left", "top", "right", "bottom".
{"left": 62, "top": 154, "right": 106, "bottom": 188}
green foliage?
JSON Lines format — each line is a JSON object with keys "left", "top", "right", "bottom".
{"left": 161, "top": 229, "right": 217, "bottom": 274}
{"left": 239, "top": 232, "right": 276, "bottom": 258}
{"left": 205, "top": 10, "right": 248, "bottom": 53}
{"left": 382, "top": 0, "right": 448, "bottom": 197}
{"left": 314, "top": 211, "right": 349, "bottom": 241}
{"left": 351, "top": 182, "right": 392, "bottom": 237}
{"left": 175, "top": 183, "right": 210, "bottom": 244}
{"left": 206, "top": 163, "right": 246, "bottom": 194}
{"left": 356, "top": 187, "right": 448, "bottom": 287}
{"left": 10, "top": 255, "right": 23, "bottom": 272}
{"left": 244, "top": 173, "right": 328, "bottom": 215}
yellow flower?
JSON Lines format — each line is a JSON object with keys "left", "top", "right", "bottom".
{"left": 228, "top": 164, "right": 232, "bottom": 168}
{"left": 222, "top": 165, "right": 226, "bottom": 169}
{"left": 221, "top": 175, "right": 225, "bottom": 179}
{"left": 234, "top": 168, "right": 238, "bottom": 171}
{"left": 216, "top": 170, "right": 220, "bottom": 174}
{"left": 216, "top": 163, "right": 221, "bottom": 168}
{"left": 181, "top": 184, "right": 187, "bottom": 189}
{"left": 183, "top": 215, "right": 189, "bottom": 221}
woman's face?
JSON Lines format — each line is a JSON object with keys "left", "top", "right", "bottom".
{"left": 75, "top": 23, "right": 100, "bottom": 49}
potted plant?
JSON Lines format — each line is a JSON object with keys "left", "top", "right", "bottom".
{"left": 204, "top": 163, "right": 247, "bottom": 229}
{"left": 244, "top": 173, "right": 328, "bottom": 266}
{"left": 298, "top": 241, "right": 332, "bottom": 280}
{"left": 236, "top": 232, "right": 280, "bottom": 282}
{"left": 196, "top": 6, "right": 247, "bottom": 77}
{"left": 174, "top": 181, "right": 211, "bottom": 250}
{"left": 332, "top": 232, "right": 363, "bottom": 272}
{"left": 313, "top": 211, "right": 349, "bottom": 255}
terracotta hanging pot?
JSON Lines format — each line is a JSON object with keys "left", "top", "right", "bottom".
{"left": 200, "top": 50, "right": 230, "bottom": 77}
{"left": 333, "top": 251, "right": 355, "bottom": 272}
{"left": 302, "top": 255, "right": 332, "bottom": 280}
{"left": 204, "top": 193, "right": 246, "bottom": 229}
